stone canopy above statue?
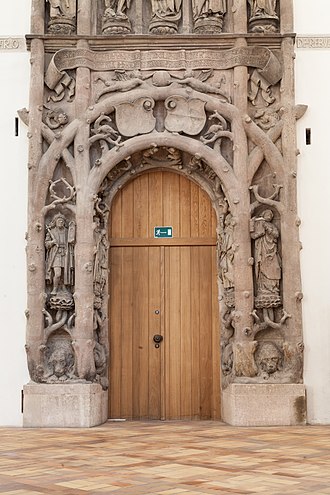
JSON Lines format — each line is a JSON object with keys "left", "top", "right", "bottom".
{"left": 44, "top": 0, "right": 280, "bottom": 35}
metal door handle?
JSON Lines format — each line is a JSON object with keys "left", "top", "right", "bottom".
{"left": 153, "top": 334, "right": 163, "bottom": 348}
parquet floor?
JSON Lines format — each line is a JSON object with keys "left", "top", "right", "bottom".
{"left": 0, "top": 421, "right": 329, "bottom": 495}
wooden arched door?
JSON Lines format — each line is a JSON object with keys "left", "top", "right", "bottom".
{"left": 109, "top": 171, "right": 220, "bottom": 420}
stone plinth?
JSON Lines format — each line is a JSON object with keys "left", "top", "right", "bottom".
{"left": 23, "top": 383, "right": 108, "bottom": 428}
{"left": 222, "top": 384, "right": 306, "bottom": 426}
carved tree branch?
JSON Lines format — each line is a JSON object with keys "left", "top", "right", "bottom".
{"left": 249, "top": 184, "right": 284, "bottom": 214}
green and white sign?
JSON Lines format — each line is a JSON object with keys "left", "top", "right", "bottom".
{"left": 154, "top": 227, "right": 173, "bottom": 238}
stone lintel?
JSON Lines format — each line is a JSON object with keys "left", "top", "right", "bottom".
{"left": 221, "top": 384, "right": 306, "bottom": 426}
{"left": 23, "top": 383, "right": 108, "bottom": 428}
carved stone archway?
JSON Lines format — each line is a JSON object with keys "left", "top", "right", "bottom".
{"left": 22, "top": 0, "right": 306, "bottom": 427}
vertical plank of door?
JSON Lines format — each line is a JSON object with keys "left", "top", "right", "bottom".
{"left": 165, "top": 246, "right": 181, "bottom": 419}
{"left": 180, "top": 246, "right": 192, "bottom": 419}
{"left": 132, "top": 246, "right": 149, "bottom": 418}
{"left": 119, "top": 181, "right": 134, "bottom": 418}
{"left": 190, "top": 246, "right": 201, "bottom": 419}
{"left": 120, "top": 246, "right": 134, "bottom": 419}
{"left": 179, "top": 176, "right": 192, "bottom": 418}
{"left": 109, "top": 247, "right": 122, "bottom": 418}
{"left": 199, "top": 245, "right": 213, "bottom": 419}
{"left": 148, "top": 246, "right": 162, "bottom": 419}
{"left": 148, "top": 172, "right": 163, "bottom": 419}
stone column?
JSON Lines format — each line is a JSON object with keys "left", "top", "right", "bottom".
{"left": 77, "top": 0, "right": 92, "bottom": 35}
{"left": 31, "top": 0, "right": 45, "bottom": 34}
{"left": 72, "top": 39, "right": 96, "bottom": 380}
{"left": 280, "top": 35, "right": 303, "bottom": 343}
{"left": 25, "top": 38, "right": 46, "bottom": 381}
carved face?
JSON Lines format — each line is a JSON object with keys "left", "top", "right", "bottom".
{"left": 57, "top": 113, "right": 69, "bottom": 125}
{"left": 262, "top": 209, "right": 274, "bottom": 222}
{"left": 55, "top": 217, "right": 65, "bottom": 228}
{"left": 49, "top": 348, "right": 73, "bottom": 378}
{"left": 257, "top": 343, "right": 282, "bottom": 374}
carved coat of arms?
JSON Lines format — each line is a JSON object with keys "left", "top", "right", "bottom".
{"left": 115, "top": 97, "right": 156, "bottom": 137}
{"left": 164, "top": 96, "right": 207, "bottom": 135}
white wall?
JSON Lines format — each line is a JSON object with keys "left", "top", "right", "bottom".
{"left": 0, "top": 2, "right": 31, "bottom": 425}
{"left": 295, "top": 0, "right": 330, "bottom": 423}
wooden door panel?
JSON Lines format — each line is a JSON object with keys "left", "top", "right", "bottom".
{"left": 109, "top": 171, "right": 220, "bottom": 420}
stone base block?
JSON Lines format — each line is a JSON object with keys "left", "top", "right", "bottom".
{"left": 23, "top": 383, "right": 108, "bottom": 428}
{"left": 222, "top": 383, "right": 306, "bottom": 426}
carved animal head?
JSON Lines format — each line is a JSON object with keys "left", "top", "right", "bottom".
{"left": 47, "top": 339, "right": 74, "bottom": 378}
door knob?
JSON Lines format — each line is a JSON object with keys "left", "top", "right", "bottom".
{"left": 153, "top": 334, "right": 163, "bottom": 348}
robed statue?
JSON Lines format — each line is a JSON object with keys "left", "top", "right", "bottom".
{"left": 192, "top": 0, "right": 227, "bottom": 21}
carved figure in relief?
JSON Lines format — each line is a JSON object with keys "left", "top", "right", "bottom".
{"left": 150, "top": 0, "right": 182, "bottom": 18}
{"left": 193, "top": 0, "right": 226, "bottom": 20}
{"left": 47, "top": 0, "right": 76, "bottom": 34}
{"left": 47, "top": 0, "right": 73, "bottom": 18}
{"left": 248, "top": 0, "right": 277, "bottom": 18}
{"left": 93, "top": 217, "right": 109, "bottom": 300}
{"left": 201, "top": 111, "right": 234, "bottom": 153}
{"left": 45, "top": 214, "right": 75, "bottom": 295}
{"left": 250, "top": 209, "right": 281, "bottom": 309}
{"left": 104, "top": 0, "right": 131, "bottom": 19}
{"left": 45, "top": 337, "right": 75, "bottom": 382}
{"left": 149, "top": 0, "right": 182, "bottom": 33}
{"left": 256, "top": 342, "right": 282, "bottom": 376}
{"left": 219, "top": 213, "right": 235, "bottom": 291}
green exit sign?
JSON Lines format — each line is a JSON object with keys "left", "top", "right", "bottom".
{"left": 154, "top": 227, "right": 173, "bottom": 238}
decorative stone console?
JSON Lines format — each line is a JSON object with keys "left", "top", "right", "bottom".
{"left": 222, "top": 384, "right": 306, "bottom": 426}
{"left": 23, "top": 383, "right": 108, "bottom": 428}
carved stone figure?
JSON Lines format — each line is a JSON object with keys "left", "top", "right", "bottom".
{"left": 192, "top": 0, "right": 227, "bottom": 34}
{"left": 256, "top": 342, "right": 282, "bottom": 376}
{"left": 93, "top": 217, "right": 109, "bottom": 301}
{"left": 47, "top": 0, "right": 76, "bottom": 34}
{"left": 103, "top": 0, "right": 132, "bottom": 34}
{"left": 219, "top": 213, "right": 235, "bottom": 291}
{"left": 248, "top": 0, "right": 277, "bottom": 18}
{"left": 45, "top": 214, "right": 75, "bottom": 295}
{"left": 250, "top": 209, "right": 281, "bottom": 309}
{"left": 149, "top": 0, "right": 182, "bottom": 34}
{"left": 248, "top": 0, "right": 279, "bottom": 32}
{"left": 45, "top": 336, "right": 75, "bottom": 382}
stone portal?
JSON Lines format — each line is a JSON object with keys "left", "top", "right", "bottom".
{"left": 22, "top": 0, "right": 306, "bottom": 427}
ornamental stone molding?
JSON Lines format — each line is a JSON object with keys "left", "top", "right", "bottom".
{"left": 21, "top": 0, "right": 307, "bottom": 427}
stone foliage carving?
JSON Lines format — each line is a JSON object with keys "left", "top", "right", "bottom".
{"left": 192, "top": 0, "right": 227, "bottom": 34}
{"left": 46, "top": 0, "right": 76, "bottom": 34}
{"left": 149, "top": 0, "right": 182, "bottom": 34}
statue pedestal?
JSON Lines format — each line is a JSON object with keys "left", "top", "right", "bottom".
{"left": 23, "top": 383, "right": 108, "bottom": 428}
{"left": 222, "top": 384, "right": 306, "bottom": 426}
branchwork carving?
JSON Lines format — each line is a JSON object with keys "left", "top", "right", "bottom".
{"left": 201, "top": 111, "right": 234, "bottom": 153}
{"left": 102, "top": 0, "right": 132, "bottom": 34}
{"left": 149, "top": 0, "right": 182, "bottom": 34}
{"left": 192, "top": 0, "right": 227, "bottom": 34}
{"left": 219, "top": 213, "right": 235, "bottom": 299}
{"left": 43, "top": 178, "right": 76, "bottom": 215}
{"left": 44, "top": 108, "right": 69, "bottom": 130}
{"left": 89, "top": 114, "right": 123, "bottom": 166}
{"left": 247, "top": 0, "right": 279, "bottom": 33}
{"left": 46, "top": 0, "right": 76, "bottom": 35}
